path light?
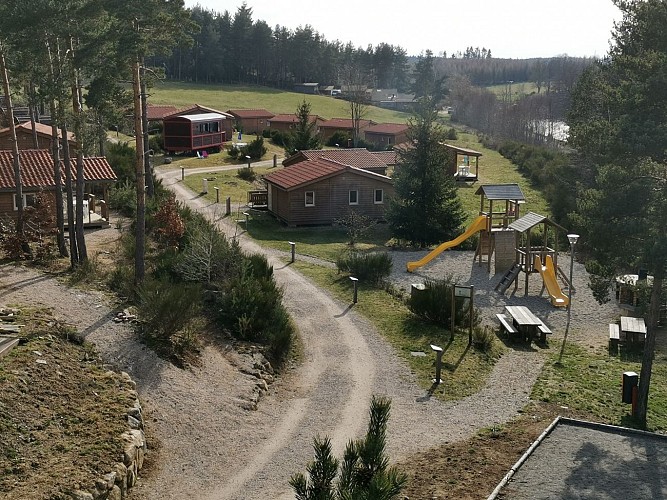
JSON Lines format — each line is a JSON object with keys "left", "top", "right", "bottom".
{"left": 558, "top": 234, "right": 579, "bottom": 364}
{"left": 288, "top": 241, "right": 296, "bottom": 263}
{"left": 431, "top": 344, "right": 444, "bottom": 384}
{"left": 214, "top": 186, "right": 220, "bottom": 203}
{"left": 245, "top": 155, "right": 251, "bottom": 169}
{"left": 349, "top": 276, "right": 358, "bottom": 304}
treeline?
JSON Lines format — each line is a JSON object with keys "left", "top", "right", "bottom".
{"left": 155, "top": 4, "right": 410, "bottom": 90}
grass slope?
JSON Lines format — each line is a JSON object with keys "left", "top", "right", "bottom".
{"left": 149, "top": 81, "right": 411, "bottom": 123}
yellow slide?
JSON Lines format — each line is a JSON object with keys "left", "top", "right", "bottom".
{"left": 407, "top": 215, "right": 488, "bottom": 272}
{"left": 534, "top": 255, "right": 569, "bottom": 307}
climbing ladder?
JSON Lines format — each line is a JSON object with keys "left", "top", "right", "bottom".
{"left": 475, "top": 230, "right": 493, "bottom": 265}
{"left": 495, "top": 263, "right": 521, "bottom": 294}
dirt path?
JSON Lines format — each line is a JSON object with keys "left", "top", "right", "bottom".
{"left": 134, "top": 165, "right": 546, "bottom": 499}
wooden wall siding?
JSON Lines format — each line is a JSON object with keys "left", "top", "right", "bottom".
{"left": 364, "top": 131, "right": 408, "bottom": 148}
{"left": 0, "top": 190, "right": 57, "bottom": 221}
{"left": 0, "top": 131, "right": 73, "bottom": 156}
{"left": 269, "top": 173, "right": 393, "bottom": 226}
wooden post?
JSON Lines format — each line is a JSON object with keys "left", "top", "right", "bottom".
{"left": 451, "top": 286, "right": 455, "bottom": 341}
{"left": 214, "top": 187, "right": 220, "bottom": 203}
{"left": 225, "top": 196, "right": 231, "bottom": 215}
{"left": 469, "top": 285, "right": 474, "bottom": 345}
{"left": 181, "top": 167, "right": 185, "bottom": 180}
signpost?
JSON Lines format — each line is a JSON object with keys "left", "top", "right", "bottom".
{"left": 451, "top": 285, "right": 475, "bottom": 344}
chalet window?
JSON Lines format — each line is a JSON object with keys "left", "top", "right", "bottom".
{"left": 349, "top": 190, "right": 358, "bottom": 205}
{"left": 374, "top": 189, "right": 384, "bottom": 204}
{"left": 13, "top": 193, "right": 37, "bottom": 210}
{"left": 305, "top": 191, "right": 315, "bottom": 207}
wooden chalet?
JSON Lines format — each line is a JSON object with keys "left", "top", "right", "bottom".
{"left": 0, "top": 150, "right": 117, "bottom": 227}
{"left": 444, "top": 144, "right": 483, "bottom": 182}
{"left": 266, "top": 114, "right": 324, "bottom": 134}
{"left": 163, "top": 112, "right": 228, "bottom": 155}
{"left": 262, "top": 158, "right": 393, "bottom": 226}
{"left": 0, "top": 122, "right": 76, "bottom": 156}
{"left": 283, "top": 148, "right": 389, "bottom": 175}
{"left": 318, "top": 118, "right": 376, "bottom": 144}
{"left": 225, "top": 109, "right": 275, "bottom": 134}
{"left": 146, "top": 105, "right": 180, "bottom": 123}
{"left": 363, "top": 123, "right": 408, "bottom": 149}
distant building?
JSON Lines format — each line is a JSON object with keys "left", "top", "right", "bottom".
{"left": 163, "top": 108, "right": 230, "bottom": 154}
{"left": 364, "top": 123, "right": 409, "bottom": 149}
{"left": 225, "top": 109, "right": 275, "bottom": 134}
{"left": 318, "top": 118, "right": 376, "bottom": 144}
{"left": 293, "top": 83, "right": 320, "bottom": 95}
{"left": 283, "top": 148, "right": 390, "bottom": 176}
{"left": 0, "top": 122, "right": 76, "bottom": 156}
{"left": 266, "top": 114, "right": 324, "bottom": 134}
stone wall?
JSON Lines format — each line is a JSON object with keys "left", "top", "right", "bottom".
{"left": 67, "top": 372, "right": 146, "bottom": 500}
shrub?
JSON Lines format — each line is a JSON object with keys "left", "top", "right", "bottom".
{"left": 270, "top": 129, "right": 286, "bottom": 146}
{"left": 227, "top": 144, "right": 240, "bottom": 160}
{"left": 108, "top": 261, "right": 135, "bottom": 300}
{"left": 336, "top": 251, "right": 392, "bottom": 285}
{"left": 326, "top": 130, "right": 351, "bottom": 147}
{"left": 149, "top": 134, "right": 164, "bottom": 154}
{"left": 407, "top": 277, "right": 481, "bottom": 328}
{"left": 262, "top": 129, "right": 271, "bottom": 138}
{"left": 137, "top": 278, "right": 202, "bottom": 341}
{"left": 108, "top": 180, "right": 137, "bottom": 217}
{"left": 472, "top": 325, "right": 495, "bottom": 353}
{"left": 237, "top": 166, "right": 256, "bottom": 182}
{"left": 106, "top": 141, "right": 136, "bottom": 183}
{"left": 246, "top": 135, "right": 267, "bottom": 160}
{"left": 445, "top": 127, "right": 458, "bottom": 140}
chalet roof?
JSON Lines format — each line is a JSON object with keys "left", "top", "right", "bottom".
{"left": 225, "top": 108, "right": 275, "bottom": 119}
{"left": 509, "top": 212, "right": 567, "bottom": 233}
{"left": 268, "top": 114, "right": 322, "bottom": 124}
{"left": 0, "top": 122, "right": 75, "bottom": 143}
{"left": 475, "top": 183, "right": 525, "bottom": 201}
{"left": 0, "top": 150, "right": 117, "bottom": 190}
{"left": 370, "top": 150, "right": 398, "bottom": 165}
{"left": 172, "top": 113, "right": 226, "bottom": 122}
{"left": 283, "top": 148, "right": 388, "bottom": 171}
{"left": 146, "top": 105, "right": 180, "bottom": 121}
{"left": 443, "top": 144, "right": 483, "bottom": 157}
{"left": 319, "top": 118, "right": 375, "bottom": 129}
{"left": 365, "top": 123, "right": 408, "bottom": 135}
{"left": 264, "top": 158, "right": 391, "bottom": 191}
{"left": 164, "top": 104, "right": 232, "bottom": 119}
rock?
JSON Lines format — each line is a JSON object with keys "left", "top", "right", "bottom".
{"left": 127, "top": 415, "right": 142, "bottom": 430}
{"left": 103, "top": 472, "right": 116, "bottom": 490}
{"left": 127, "top": 406, "right": 142, "bottom": 420}
{"left": 256, "top": 379, "right": 268, "bottom": 392}
{"left": 68, "top": 491, "right": 94, "bottom": 500}
{"left": 108, "top": 485, "right": 122, "bottom": 500}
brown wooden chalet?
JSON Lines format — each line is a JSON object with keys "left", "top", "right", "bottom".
{"left": 363, "top": 122, "right": 408, "bottom": 149}
{"left": 283, "top": 148, "right": 390, "bottom": 176}
{"left": 262, "top": 157, "right": 393, "bottom": 226}
{"left": 318, "top": 118, "right": 376, "bottom": 144}
{"left": 0, "top": 122, "right": 76, "bottom": 156}
{"left": 225, "top": 109, "right": 275, "bottom": 134}
{"left": 146, "top": 105, "right": 180, "bottom": 122}
{"left": 266, "top": 114, "right": 324, "bottom": 134}
{"left": 163, "top": 112, "right": 229, "bottom": 155}
{"left": 0, "top": 149, "right": 117, "bottom": 225}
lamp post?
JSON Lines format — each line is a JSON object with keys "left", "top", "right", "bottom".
{"left": 558, "top": 234, "right": 579, "bottom": 364}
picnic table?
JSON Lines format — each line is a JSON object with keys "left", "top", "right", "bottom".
{"left": 620, "top": 316, "right": 647, "bottom": 344}
{"left": 505, "top": 305, "right": 551, "bottom": 343}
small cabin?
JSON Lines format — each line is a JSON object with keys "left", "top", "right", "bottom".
{"left": 163, "top": 112, "right": 227, "bottom": 154}
{"left": 444, "top": 144, "right": 483, "bottom": 182}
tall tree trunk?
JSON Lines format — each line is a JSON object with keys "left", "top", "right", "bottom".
{"left": 636, "top": 267, "right": 665, "bottom": 427}
{"left": 61, "top": 121, "right": 78, "bottom": 266}
{"left": 69, "top": 39, "right": 87, "bottom": 263}
{"left": 51, "top": 116, "right": 67, "bottom": 257}
{"left": 140, "top": 65, "right": 154, "bottom": 197}
{"left": 133, "top": 58, "right": 146, "bottom": 285}
{"left": 0, "top": 44, "right": 24, "bottom": 237}
{"left": 29, "top": 82, "right": 39, "bottom": 147}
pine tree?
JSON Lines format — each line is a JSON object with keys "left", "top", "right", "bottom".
{"left": 284, "top": 100, "right": 321, "bottom": 156}
{"left": 387, "top": 98, "right": 465, "bottom": 247}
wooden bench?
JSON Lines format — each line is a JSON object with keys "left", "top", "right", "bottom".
{"left": 537, "top": 323, "right": 552, "bottom": 342}
{"left": 609, "top": 323, "right": 620, "bottom": 352}
{"left": 496, "top": 313, "right": 518, "bottom": 336}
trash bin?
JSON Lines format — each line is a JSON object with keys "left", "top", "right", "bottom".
{"left": 622, "top": 371, "right": 638, "bottom": 404}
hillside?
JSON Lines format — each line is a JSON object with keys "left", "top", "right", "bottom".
{"left": 148, "top": 81, "right": 412, "bottom": 124}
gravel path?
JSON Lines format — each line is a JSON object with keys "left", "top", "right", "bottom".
{"left": 0, "top": 163, "right": 619, "bottom": 499}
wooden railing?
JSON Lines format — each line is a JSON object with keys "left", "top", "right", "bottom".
{"left": 247, "top": 190, "right": 268, "bottom": 207}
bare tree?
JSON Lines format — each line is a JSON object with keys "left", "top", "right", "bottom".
{"left": 340, "top": 64, "right": 369, "bottom": 147}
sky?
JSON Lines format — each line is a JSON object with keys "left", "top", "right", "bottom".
{"left": 184, "top": 0, "right": 622, "bottom": 59}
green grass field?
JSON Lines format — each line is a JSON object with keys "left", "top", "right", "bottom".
{"left": 486, "top": 81, "right": 540, "bottom": 100}
{"left": 148, "top": 81, "right": 411, "bottom": 124}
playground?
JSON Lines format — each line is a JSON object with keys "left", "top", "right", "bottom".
{"left": 389, "top": 183, "right": 620, "bottom": 348}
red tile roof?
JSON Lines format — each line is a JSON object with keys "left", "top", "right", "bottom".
{"left": 284, "top": 148, "right": 388, "bottom": 171}
{"left": 0, "top": 150, "right": 117, "bottom": 190}
{"left": 370, "top": 150, "right": 398, "bottom": 165}
{"left": 264, "top": 158, "right": 391, "bottom": 191}
{"left": 319, "top": 118, "right": 375, "bottom": 129}
{"left": 0, "top": 122, "right": 75, "bottom": 143}
{"left": 146, "top": 105, "right": 180, "bottom": 121}
{"left": 226, "top": 108, "right": 275, "bottom": 119}
{"left": 263, "top": 158, "right": 345, "bottom": 190}
{"left": 268, "top": 114, "right": 321, "bottom": 124}
{"left": 365, "top": 123, "right": 408, "bottom": 135}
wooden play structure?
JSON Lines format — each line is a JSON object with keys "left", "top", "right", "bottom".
{"left": 495, "top": 212, "right": 572, "bottom": 307}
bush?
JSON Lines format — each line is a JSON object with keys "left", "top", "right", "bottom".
{"left": 237, "top": 166, "right": 256, "bottom": 182}
{"left": 336, "top": 251, "right": 392, "bottom": 285}
{"left": 227, "top": 144, "right": 240, "bottom": 160}
{"left": 472, "top": 325, "right": 495, "bottom": 352}
{"left": 270, "top": 129, "right": 286, "bottom": 146}
{"left": 108, "top": 180, "right": 137, "bottom": 217}
{"left": 262, "top": 129, "right": 271, "bottom": 138}
{"left": 137, "top": 279, "right": 202, "bottom": 341}
{"left": 407, "top": 277, "right": 481, "bottom": 328}
{"left": 149, "top": 134, "right": 164, "bottom": 154}
{"left": 106, "top": 141, "right": 136, "bottom": 183}
{"left": 246, "top": 135, "right": 267, "bottom": 160}
{"left": 445, "top": 127, "right": 458, "bottom": 140}
{"left": 326, "top": 130, "right": 351, "bottom": 147}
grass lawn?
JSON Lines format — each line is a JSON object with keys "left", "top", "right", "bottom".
{"left": 182, "top": 166, "right": 273, "bottom": 206}
{"left": 148, "top": 81, "right": 411, "bottom": 124}
{"left": 291, "top": 260, "right": 505, "bottom": 400}
{"left": 486, "top": 81, "right": 540, "bottom": 100}
{"left": 532, "top": 341, "right": 667, "bottom": 431}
